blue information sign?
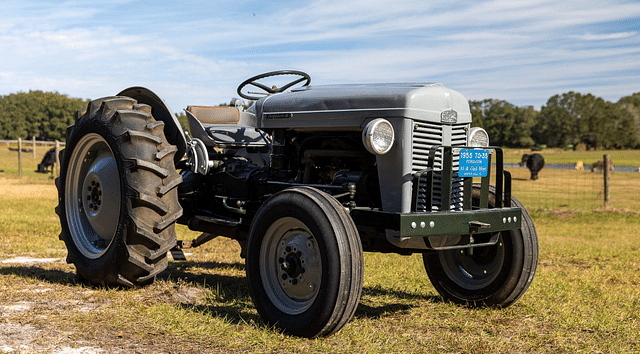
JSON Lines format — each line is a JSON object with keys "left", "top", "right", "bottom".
{"left": 459, "top": 149, "right": 490, "bottom": 177}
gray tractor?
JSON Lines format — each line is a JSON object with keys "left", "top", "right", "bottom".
{"left": 56, "top": 70, "right": 538, "bottom": 337}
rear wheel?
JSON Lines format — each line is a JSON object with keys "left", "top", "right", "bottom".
{"left": 246, "top": 187, "right": 363, "bottom": 337}
{"left": 56, "top": 97, "right": 182, "bottom": 287}
{"left": 423, "top": 186, "right": 538, "bottom": 307}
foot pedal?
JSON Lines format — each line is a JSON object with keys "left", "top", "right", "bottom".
{"left": 170, "top": 246, "right": 187, "bottom": 261}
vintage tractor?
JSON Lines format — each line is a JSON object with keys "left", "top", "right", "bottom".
{"left": 56, "top": 70, "right": 538, "bottom": 337}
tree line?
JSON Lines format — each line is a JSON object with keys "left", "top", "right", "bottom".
{"left": 471, "top": 91, "right": 640, "bottom": 149}
{"left": 1, "top": 90, "right": 639, "bottom": 149}
{"left": 0, "top": 91, "right": 88, "bottom": 141}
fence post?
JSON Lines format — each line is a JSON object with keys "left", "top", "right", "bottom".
{"left": 18, "top": 138, "right": 23, "bottom": 176}
{"left": 603, "top": 154, "right": 611, "bottom": 208}
{"left": 55, "top": 140, "right": 61, "bottom": 178}
{"left": 32, "top": 136, "right": 36, "bottom": 158}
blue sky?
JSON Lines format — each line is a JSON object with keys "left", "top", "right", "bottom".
{"left": 1, "top": 0, "right": 639, "bottom": 112}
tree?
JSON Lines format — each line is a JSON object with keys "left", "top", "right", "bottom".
{"left": 469, "top": 99, "right": 536, "bottom": 148}
{"left": 598, "top": 101, "right": 638, "bottom": 148}
{"left": 535, "top": 92, "right": 638, "bottom": 149}
{"left": 0, "top": 91, "right": 88, "bottom": 141}
{"left": 618, "top": 92, "right": 640, "bottom": 148}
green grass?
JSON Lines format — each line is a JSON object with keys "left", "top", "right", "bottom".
{"left": 1, "top": 147, "right": 640, "bottom": 352}
{"left": 1, "top": 175, "right": 639, "bottom": 353}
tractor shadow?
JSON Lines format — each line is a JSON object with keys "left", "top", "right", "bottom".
{"left": 163, "top": 260, "right": 446, "bottom": 324}
{"left": 0, "top": 265, "right": 76, "bottom": 285}
{"left": 0, "top": 261, "right": 447, "bottom": 329}
{"left": 355, "top": 286, "right": 443, "bottom": 319}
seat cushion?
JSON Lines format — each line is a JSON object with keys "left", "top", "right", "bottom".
{"left": 186, "top": 105, "right": 240, "bottom": 124}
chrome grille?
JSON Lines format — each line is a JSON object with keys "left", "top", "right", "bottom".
{"left": 412, "top": 122, "right": 468, "bottom": 212}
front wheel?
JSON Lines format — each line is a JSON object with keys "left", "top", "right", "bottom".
{"left": 246, "top": 187, "right": 363, "bottom": 337}
{"left": 423, "top": 186, "right": 538, "bottom": 307}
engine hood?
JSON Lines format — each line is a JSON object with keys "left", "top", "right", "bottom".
{"left": 255, "top": 83, "right": 471, "bottom": 129}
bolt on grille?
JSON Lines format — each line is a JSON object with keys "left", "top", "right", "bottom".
{"left": 412, "top": 122, "right": 468, "bottom": 212}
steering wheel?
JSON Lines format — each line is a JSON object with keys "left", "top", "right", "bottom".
{"left": 237, "top": 70, "right": 311, "bottom": 100}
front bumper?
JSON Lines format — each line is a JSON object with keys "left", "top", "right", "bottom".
{"left": 351, "top": 207, "right": 521, "bottom": 237}
{"left": 351, "top": 207, "right": 522, "bottom": 251}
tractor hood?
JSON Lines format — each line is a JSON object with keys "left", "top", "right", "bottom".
{"left": 255, "top": 83, "right": 472, "bottom": 130}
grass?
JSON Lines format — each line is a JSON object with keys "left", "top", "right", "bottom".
{"left": 1, "top": 148, "right": 640, "bottom": 352}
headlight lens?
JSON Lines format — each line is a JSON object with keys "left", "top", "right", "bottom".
{"left": 468, "top": 127, "right": 489, "bottom": 147}
{"left": 362, "top": 118, "right": 395, "bottom": 155}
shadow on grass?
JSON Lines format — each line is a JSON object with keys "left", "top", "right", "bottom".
{"left": 177, "top": 302, "right": 262, "bottom": 325}
{"left": 162, "top": 260, "right": 246, "bottom": 287}
{"left": 0, "top": 265, "right": 76, "bottom": 285}
{"left": 0, "top": 261, "right": 445, "bottom": 330}
{"left": 167, "top": 259, "right": 246, "bottom": 272}
{"left": 355, "top": 285, "right": 443, "bottom": 319}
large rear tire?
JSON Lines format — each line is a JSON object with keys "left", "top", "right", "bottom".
{"left": 423, "top": 186, "right": 538, "bottom": 307}
{"left": 246, "top": 187, "right": 363, "bottom": 337}
{"left": 55, "top": 97, "right": 182, "bottom": 287}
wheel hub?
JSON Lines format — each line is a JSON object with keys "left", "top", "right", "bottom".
{"left": 80, "top": 150, "right": 121, "bottom": 242}
{"left": 66, "top": 134, "right": 122, "bottom": 259}
{"left": 440, "top": 238, "right": 505, "bottom": 290}
{"left": 277, "top": 234, "right": 319, "bottom": 296}
{"left": 279, "top": 248, "right": 306, "bottom": 284}
{"left": 260, "top": 217, "right": 322, "bottom": 315}
{"left": 83, "top": 176, "right": 102, "bottom": 213}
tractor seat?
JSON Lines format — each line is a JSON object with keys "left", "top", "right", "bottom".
{"left": 185, "top": 105, "right": 267, "bottom": 148}
{"left": 186, "top": 105, "right": 240, "bottom": 124}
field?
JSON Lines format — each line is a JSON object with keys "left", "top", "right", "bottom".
{"left": 503, "top": 147, "right": 640, "bottom": 168}
{"left": 1, "top": 147, "right": 639, "bottom": 353}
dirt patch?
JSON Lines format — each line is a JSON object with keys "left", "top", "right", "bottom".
{"left": 0, "top": 321, "right": 108, "bottom": 353}
{"left": 1, "top": 257, "right": 63, "bottom": 265}
{"left": 0, "top": 275, "right": 212, "bottom": 353}
{"left": 549, "top": 209, "right": 579, "bottom": 218}
{"left": 0, "top": 322, "right": 40, "bottom": 352}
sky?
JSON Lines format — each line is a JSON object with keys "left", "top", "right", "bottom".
{"left": 1, "top": 0, "right": 639, "bottom": 112}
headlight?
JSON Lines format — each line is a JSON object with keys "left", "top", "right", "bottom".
{"left": 467, "top": 127, "right": 489, "bottom": 147}
{"left": 362, "top": 118, "right": 395, "bottom": 155}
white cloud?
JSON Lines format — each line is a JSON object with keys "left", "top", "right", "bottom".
{"left": 1, "top": 0, "right": 639, "bottom": 111}
{"left": 579, "top": 31, "right": 638, "bottom": 41}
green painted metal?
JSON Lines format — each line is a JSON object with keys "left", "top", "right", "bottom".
{"left": 351, "top": 207, "right": 522, "bottom": 238}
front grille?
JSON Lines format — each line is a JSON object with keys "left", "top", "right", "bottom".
{"left": 412, "top": 122, "right": 468, "bottom": 212}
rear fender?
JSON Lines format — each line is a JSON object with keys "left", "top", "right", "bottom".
{"left": 117, "top": 87, "right": 187, "bottom": 163}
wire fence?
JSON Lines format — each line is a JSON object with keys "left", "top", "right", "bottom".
{"left": 503, "top": 157, "right": 640, "bottom": 212}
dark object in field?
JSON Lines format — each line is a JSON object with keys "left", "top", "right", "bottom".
{"left": 36, "top": 148, "right": 56, "bottom": 173}
{"left": 591, "top": 159, "right": 614, "bottom": 172}
{"left": 8, "top": 147, "right": 33, "bottom": 153}
{"left": 520, "top": 153, "right": 545, "bottom": 180}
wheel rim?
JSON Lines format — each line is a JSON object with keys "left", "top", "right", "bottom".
{"left": 259, "top": 217, "right": 322, "bottom": 315}
{"left": 65, "top": 133, "right": 121, "bottom": 259}
{"left": 439, "top": 234, "right": 505, "bottom": 291}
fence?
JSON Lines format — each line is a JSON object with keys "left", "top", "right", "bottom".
{"left": 1, "top": 138, "right": 65, "bottom": 177}
{"left": 502, "top": 154, "right": 640, "bottom": 212}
